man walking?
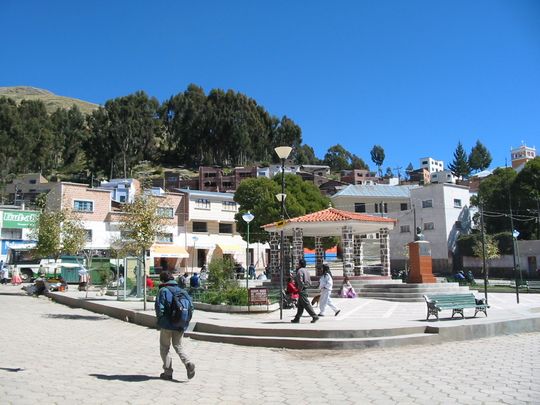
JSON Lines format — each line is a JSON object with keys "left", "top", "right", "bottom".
{"left": 291, "top": 258, "right": 319, "bottom": 324}
{"left": 155, "top": 271, "right": 195, "bottom": 380}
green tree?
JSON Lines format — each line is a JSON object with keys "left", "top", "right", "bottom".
{"left": 475, "top": 167, "right": 517, "bottom": 234}
{"left": 370, "top": 145, "right": 385, "bottom": 177}
{"left": 448, "top": 141, "right": 471, "bottom": 179}
{"left": 385, "top": 167, "right": 393, "bottom": 178}
{"left": 234, "top": 175, "right": 331, "bottom": 244}
{"left": 468, "top": 140, "right": 492, "bottom": 172}
{"left": 350, "top": 154, "right": 369, "bottom": 170}
{"left": 86, "top": 91, "right": 160, "bottom": 178}
{"left": 50, "top": 106, "right": 88, "bottom": 170}
{"left": 295, "top": 144, "right": 320, "bottom": 165}
{"left": 513, "top": 157, "right": 540, "bottom": 239}
{"left": 34, "top": 208, "right": 86, "bottom": 262}
{"left": 323, "top": 144, "right": 352, "bottom": 172}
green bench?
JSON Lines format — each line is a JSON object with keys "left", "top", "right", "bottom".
{"left": 423, "top": 293, "right": 489, "bottom": 321}
{"left": 526, "top": 281, "right": 540, "bottom": 292}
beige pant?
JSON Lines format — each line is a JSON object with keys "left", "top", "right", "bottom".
{"left": 159, "top": 329, "right": 190, "bottom": 376}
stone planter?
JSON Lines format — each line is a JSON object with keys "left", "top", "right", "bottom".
{"left": 194, "top": 302, "right": 279, "bottom": 313}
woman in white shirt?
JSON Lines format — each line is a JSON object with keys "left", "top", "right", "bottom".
{"left": 318, "top": 264, "right": 341, "bottom": 317}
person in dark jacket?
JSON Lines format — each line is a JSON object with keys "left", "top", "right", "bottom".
{"left": 155, "top": 271, "right": 195, "bottom": 380}
{"left": 291, "top": 259, "right": 319, "bottom": 324}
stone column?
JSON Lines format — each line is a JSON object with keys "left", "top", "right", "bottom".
{"left": 269, "top": 232, "right": 280, "bottom": 281}
{"left": 379, "top": 228, "right": 390, "bottom": 277}
{"left": 315, "top": 236, "right": 324, "bottom": 276}
{"left": 342, "top": 225, "right": 354, "bottom": 277}
{"left": 292, "top": 228, "right": 304, "bottom": 272}
{"left": 284, "top": 237, "right": 292, "bottom": 275}
{"left": 353, "top": 234, "right": 364, "bottom": 276}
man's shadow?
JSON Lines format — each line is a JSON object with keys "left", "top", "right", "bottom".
{"left": 89, "top": 373, "right": 185, "bottom": 383}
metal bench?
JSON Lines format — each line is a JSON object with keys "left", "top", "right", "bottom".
{"left": 526, "top": 281, "right": 540, "bottom": 292}
{"left": 423, "top": 293, "right": 489, "bottom": 321}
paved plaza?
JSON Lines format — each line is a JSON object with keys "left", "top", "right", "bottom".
{"left": 1, "top": 286, "right": 540, "bottom": 404}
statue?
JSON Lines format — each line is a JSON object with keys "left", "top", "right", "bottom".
{"left": 414, "top": 227, "right": 424, "bottom": 241}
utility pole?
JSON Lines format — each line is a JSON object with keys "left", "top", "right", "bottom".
{"left": 509, "top": 188, "right": 520, "bottom": 304}
{"left": 480, "top": 198, "right": 488, "bottom": 304}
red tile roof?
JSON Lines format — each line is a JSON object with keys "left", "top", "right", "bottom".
{"left": 262, "top": 207, "right": 396, "bottom": 228}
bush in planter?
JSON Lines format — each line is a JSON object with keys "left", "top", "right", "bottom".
{"left": 208, "top": 257, "right": 236, "bottom": 291}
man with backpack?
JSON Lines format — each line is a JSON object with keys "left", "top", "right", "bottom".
{"left": 155, "top": 271, "right": 195, "bottom": 381}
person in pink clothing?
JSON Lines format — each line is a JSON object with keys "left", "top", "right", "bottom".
{"left": 11, "top": 267, "right": 22, "bottom": 285}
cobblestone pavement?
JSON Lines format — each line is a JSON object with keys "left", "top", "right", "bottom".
{"left": 2, "top": 291, "right": 540, "bottom": 405}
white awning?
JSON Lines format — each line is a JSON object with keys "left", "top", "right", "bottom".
{"left": 151, "top": 244, "right": 189, "bottom": 258}
{"left": 216, "top": 244, "right": 243, "bottom": 254}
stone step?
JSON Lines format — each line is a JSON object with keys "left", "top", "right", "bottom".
{"left": 193, "top": 322, "right": 426, "bottom": 339}
{"left": 187, "top": 325, "right": 438, "bottom": 349}
{"left": 359, "top": 286, "right": 470, "bottom": 294}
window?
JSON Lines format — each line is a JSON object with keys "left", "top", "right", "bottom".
{"left": 156, "top": 233, "right": 173, "bottom": 243}
{"left": 192, "top": 222, "right": 208, "bottom": 233}
{"left": 195, "top": 198, "right": 210, "bottom": 209}
{"left": 120, "top": 230, "right": 133, "bottom": 240}
{"left": 1, "top": 228, "right": 22, "bottom": 239}
{"left": 222, "top": 201, "right": 237, "bottom": 212}
{"left": 374, "top": 202, "right": 387, "bottom": 213}
{"left": 424, "top": 222, "right": 434, "bottom": 230}
{"left": 157, "top": 207, "right": 174, "bottom": 218}
{"left": 400, "top": 203, "right": 408, "bottom": 211}
{"left": 219, "top": 223, "right": 233, "bottom": 234}
{"left": 84, "top": 229, "right": 92, "bottom": 243}
{"left": 29, "top": 179, "right": 37, "bottom": 184}
{"left": 453, "top": 199, "right": 462, "bottom": 208}
{"left": 354, "top": 203, "right": 366, "bottom": 213}
{"left": 74, "top": 200, "right": 94, "bottom": 212}
{"left": 422, "top": 199, "right": 433, "bottom": 208}
{"left": 400, "top": 225, "right": 410, "bottom": 233}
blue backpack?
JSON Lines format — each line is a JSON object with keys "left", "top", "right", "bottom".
{"left": 167, "top": 287, "right": 194, "bottom": 331}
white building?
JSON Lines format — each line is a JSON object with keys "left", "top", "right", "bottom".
{"left": 99, "top": 178, "right": 140, "bottom": 203}
{"left": 174, "top": 189, "right": 268, "bottom": 271}
{"left": 332, "top": 183, "right": 472, "bottom": 273}
{"left": 419, "top": 157, "right": 444, "bottom": 174}
{"left": 430, "top": 170, "right": 456, "bottom": 184}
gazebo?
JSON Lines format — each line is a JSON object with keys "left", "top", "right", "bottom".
{"left": 262, "top": 207, "right": 396, "bottom": 278}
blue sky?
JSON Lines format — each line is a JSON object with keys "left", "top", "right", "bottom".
{"left": 1, "top": 0, "right": 539, "bottom": 172}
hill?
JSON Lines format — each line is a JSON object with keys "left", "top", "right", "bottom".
{"left": 0, "top": 86, "right": 99, "bottom": 115}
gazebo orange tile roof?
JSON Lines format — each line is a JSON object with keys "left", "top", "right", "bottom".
{"left": 262, "top": 207, "right": 396, "bottom": 237}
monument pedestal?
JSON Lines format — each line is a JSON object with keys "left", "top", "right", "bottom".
{"left": 408, "top": 241, "right": 436, "bottom": 284}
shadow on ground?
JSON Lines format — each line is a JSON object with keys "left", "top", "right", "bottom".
{"left": 89, "top": 373, "right": 182, "bottom": 383}
{"left": 0, "top": 367, "right": 25, "bottom": 372}
{"left": 45, "top": 314, "right": 107, "bottom": 321}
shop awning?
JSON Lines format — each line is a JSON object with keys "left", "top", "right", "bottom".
{"left": 151, "top": 244, "right": 189, "bottom": 258}
{"left": 216, "top": 244, "right": 244, "bottom": 254}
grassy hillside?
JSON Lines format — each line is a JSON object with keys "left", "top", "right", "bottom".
{"left": 0, "top": 86, "right": 99, "bottom": 115}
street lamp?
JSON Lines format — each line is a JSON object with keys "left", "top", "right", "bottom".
{"left": 192, "top": 236, "right": 199, "bottom": 274}
{"left": 242, "top": 211, "right": 255, "bottom": 295}
{"left": 274, "top": 145, "right": 292, "bottom": 320}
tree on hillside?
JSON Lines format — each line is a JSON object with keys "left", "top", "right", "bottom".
{"left": 350, "top": 154, "right": 369, "bottom": 170}
{"left": 86, "top": 91, "right": 160, "bottom": 178}
{"left": 370, "top": 145, "right": 385, "bottom": 177}
{"left": 50, "top": 106, "right": 88, "bottom": 169}
{"left": 295, "top": 144, "right": 320, "bottom": 165}
{"left": 323, "top": 144, "right": 352, "bottom": 172}
{"left": 468, "top": 140, "right": 492, "bottom": 172}
{"left": 448, "top": 141, "right": 471, "bottom": 179}
{"left": 159, "top": 85, "right": 303, "bottom": 168}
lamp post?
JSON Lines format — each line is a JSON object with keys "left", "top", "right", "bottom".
{"left": 242, "top": 211, "right": 255, "bottom": 296}
{"left": 274, "top": 146, "right": 292, "bottom": 320}
{"left": 192, "top": 236, "right": 198, "bottom": 274}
